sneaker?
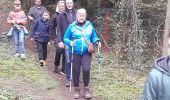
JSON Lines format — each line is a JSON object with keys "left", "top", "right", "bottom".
{"left": 20, "top": 54, "right": 26, "bottom": 59}
{"left": 54, "top": 66, "right": 60, "bottom": 73}
{"left": 65, "top": 80, "right": 70, "bottom": 87}
{"left": 74, "top": 87, "right": 80, "bottom": 99}
{"left": 14, "top": 53, "right": 20, "bottom": 57}
{"left": 39, "top": 60, "right": 44, "bottom": 66}
{"left": 60, "top": 71, "right": 66, "bottom": 75}
{"left": 83, "top": 87, "right": 92, "bottom": 99}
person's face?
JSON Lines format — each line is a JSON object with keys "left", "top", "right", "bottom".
{"left": 35, "top": 0, "right": 41, "bottom": 6}
{"left": 14, "top": 3, "right": 21, "bottom": 11}
{"left": 58, "top": 3, "right": 65, "bottom": 12}
{"left": 43, "top": 13, "right": 50, "bottom": 20}
{"left": 66, "top": 0, "right": 73, "bottom": 10}
{"left": 77, "top": 12, "right": 86, "bottom": 23}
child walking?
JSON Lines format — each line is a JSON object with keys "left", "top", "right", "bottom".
{"left": 31, "top": 11, "right": 50, "bottom": 67}
{"left": 7, "top": 0, "right": 27, "bottom": 59}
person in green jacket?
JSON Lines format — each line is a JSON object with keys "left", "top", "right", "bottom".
{"left": 141, "top": 56, "right": 170, "bottom": 100}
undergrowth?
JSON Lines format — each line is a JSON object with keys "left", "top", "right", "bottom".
{"left": 91, "top": 51, "right": 147, "bottom": 100}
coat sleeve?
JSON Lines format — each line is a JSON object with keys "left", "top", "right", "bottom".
{"left": 90, "top": 23, "right": 99, "bottom": 44}
{"left": 56, "top": 14, "right": 63, "bottom": 43}
{"left": 64, "top": 25, "right": 72, "bottom": 46}
{"left": 49, "top": 14, "right": 57, "bottom": 29}
{"left": 141, "top": 71, "right": 157, "bottom": 100}
{"left": 28, "top": 7, "right": 33, "bottom": 17}
{"left": 31, "top": 20, "right": 38, "bottom": 38}
{"left": 7, "top": 12, "right": 15, "bottom": 24}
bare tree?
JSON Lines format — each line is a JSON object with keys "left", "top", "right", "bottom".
{"left": 162, "top": 0, "right": 170, "bottom": 56}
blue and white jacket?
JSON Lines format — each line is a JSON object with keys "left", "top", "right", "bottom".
{"left": 64, "top": 20, "right": 99, "bottom": 55}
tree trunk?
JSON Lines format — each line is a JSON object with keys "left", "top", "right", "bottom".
{"left": 162, "top": 0, "right": 170, "bottom": 56}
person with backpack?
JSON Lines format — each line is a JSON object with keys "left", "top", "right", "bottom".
{"left": 31, "top": 11, "right": 50, "bottom": 67}
{"left": 57, "top": 0, "right": 77, "bottom": 86}
{"left": 50, "top": 0, "right": 65, "bottom": 73}
{"left": 7, "top": 0, "right": 27, "bottom": 59}
{"left": 28, "top": 0, "right": 47, "bottom": 39}
{"left": 64, "top": 8, "right": 101, "bottom": 99}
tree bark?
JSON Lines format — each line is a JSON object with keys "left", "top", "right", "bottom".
{"left": 162, "top": 0, "right": 170, "bottom": 56}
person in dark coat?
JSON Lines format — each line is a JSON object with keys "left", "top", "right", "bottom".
{"left": 57, "top": 0, "right": 76, "bottom": 87}
{"left": 31, "top": 11, "right": 50, "bottom": 67}
{"left": 50, "top": 0, "right": 65, "bottom": 73}
{"left": 141, "top": 56, "right": 170, "bottom": 100}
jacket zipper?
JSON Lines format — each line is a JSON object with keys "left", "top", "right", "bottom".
{"left": 81, "top": 37, "right": 84, "bottom": 55}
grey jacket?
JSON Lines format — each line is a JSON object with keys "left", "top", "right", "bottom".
{"left": 141, "top": 56, "right": 170, "bottom": 100}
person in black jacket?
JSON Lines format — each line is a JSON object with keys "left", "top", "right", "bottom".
{"left": 57, "top": 0, "right": 77, "bottom": 87}
{"left": 50, "top": 0, "right": 65, "bottom": 73}
{"left": 31, "top": 11, "right": 50, "bottom": 67}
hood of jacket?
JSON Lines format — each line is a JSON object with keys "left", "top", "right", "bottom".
{"left": 154, "top": 56, "right": 170, "bottom": 76}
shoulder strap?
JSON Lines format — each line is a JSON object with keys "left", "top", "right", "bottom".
{"left": 80, "top": 29, "right": 89, "bottom": 45}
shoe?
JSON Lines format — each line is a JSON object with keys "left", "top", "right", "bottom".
{"left": 39, "top": 60, "right": 44, "bottom": 66}
{"left": 74, "top": 87, "right": 80, "bottom": 99}
{"left": 83, "top": 87, "right": 92, "bottom": 99}
{"left": 14, "top": 53, "right": 20, "bottom": 57}
{"left": 54, "top": 66, "right": 60, "bottom": 73}
{"left": 20, "top": 54, "right": 26, "bottom": 59}
{"left": 60, "top": 71, "right": 66, "bottom": 75}
{"left": 65, "top": 80, "right": 70, "bottom": 87}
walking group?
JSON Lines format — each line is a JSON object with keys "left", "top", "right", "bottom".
{"left": 7, "top": 0, "right": 101, "bottom": 99}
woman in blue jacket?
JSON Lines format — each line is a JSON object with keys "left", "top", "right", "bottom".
{"left": 31, "top": 11, "right": 50, "bottom": 67}
{"left": 64, "top": 8, "right": 101, "bottom": 99}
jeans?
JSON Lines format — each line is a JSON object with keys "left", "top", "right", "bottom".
{"left": 36, "top": 41, "right": 48, "bottom": 61}
{"left": 13, "top": 28, "right": 25, "bottom": 54}
{"left": 65, "top": 45, "right": 71, "bottom": 80}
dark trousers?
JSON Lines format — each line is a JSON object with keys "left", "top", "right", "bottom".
{"left": 72, "top": 53, "right": 92, "bottom": 87}
{"left": 54, "top": 46, "right": 65, "bottom": 72}
{"left": 36, "top": 41, "right": 48, "bottom": 61}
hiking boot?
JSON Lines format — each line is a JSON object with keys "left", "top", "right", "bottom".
{"left": 83, "top": 87, "right": 92, "bottom": 99}
{"left": 39, "top": 60, "right": 44, "bottom": 66}
{"left": 20, "top": 53, "right": 26, "bottom": 59}
{"left": 14, "top": 53, "right": 20, "bottom": 57}
{"left": 74, "top": 87, "right": 80, "bottom": 99}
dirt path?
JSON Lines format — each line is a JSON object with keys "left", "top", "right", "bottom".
{"left": 25, "top": 38, "right": 96, "bottom": 100}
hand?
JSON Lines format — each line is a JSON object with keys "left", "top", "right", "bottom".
{"left": 31, "top": 38, "right": 34, "bottom": 41}
{"left": 48, "top": 42, "right": 51, "bottom": 45}
{"left": 97, "top": 42, "right": 102, "bottom": 48}
{"left": 16, "top": 20, "right": 20, "bottom": 24}
{"left": 70, "top": 41, "right": 75, "bottom": 47}
{"left": 58, "top": 42, "right": 64, "bottom": 48}
{"left": 28, "top": 16, "right": 33, "bottom": 20}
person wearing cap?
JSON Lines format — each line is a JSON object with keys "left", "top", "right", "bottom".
{"left": 7, "top": 0, "right": 27, "bottom": 59}
{"left": 64, "top": 8, "right": 101, "bottom": 99}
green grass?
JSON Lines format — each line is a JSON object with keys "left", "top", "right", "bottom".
{"left": 0, "top": 38, "right": 58, "bottom": 99}
{"left": 91, "top": 52, "right": 146, "bottom": 100}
